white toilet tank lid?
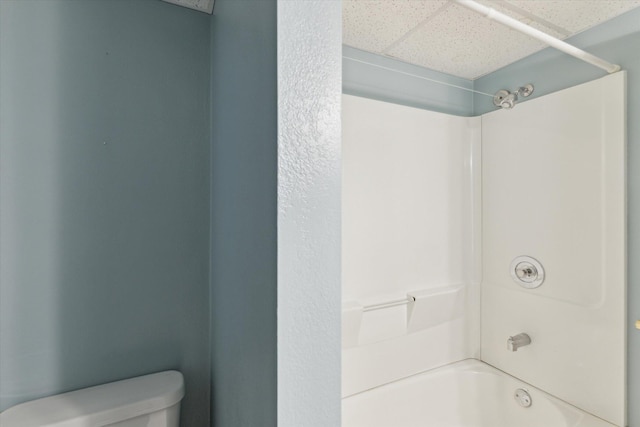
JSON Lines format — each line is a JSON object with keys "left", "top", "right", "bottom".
{"left": 0, "top": 370, "right": 184, "bottom": 427}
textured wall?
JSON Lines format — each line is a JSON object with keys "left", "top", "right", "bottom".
{"left": 0, "top": 1, "right": 211, "bottom": 425}
{"left": 209, "top": 0, "right": 278, "bottom": 426}
{"left": 475, "top": 9, "right": 640, "bottom": 425}
{"left": 277, "top": 1, "right": 342, "bottom": 426}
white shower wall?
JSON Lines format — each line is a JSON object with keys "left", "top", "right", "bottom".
{"left": 342, "top": 95, "right": 481, "bottom": 396}
{"left": 342, "top": 73, "right": 626, "bottom": 425}
{"left": 481, "top": 72, "right": 626, "bottom": 426}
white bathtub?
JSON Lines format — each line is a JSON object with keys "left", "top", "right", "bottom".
{"left": 342, "top": 359, "right": 617, "bottom": 427}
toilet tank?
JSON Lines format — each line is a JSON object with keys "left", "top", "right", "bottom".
{"left": 0, "top": 371, "right": 184, "bottom": 427}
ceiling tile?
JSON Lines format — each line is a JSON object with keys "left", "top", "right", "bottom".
{"left": 504, "top": 0, "right": 640, "bottom": 34}
{"left": 386, "top": 3, "right": 550, "bottom": 79}
{"left": 343, "top": 0, "right": 448, "bottom": 53}
{"left": 343, "top": 0, "right": 640, "bottom": 79}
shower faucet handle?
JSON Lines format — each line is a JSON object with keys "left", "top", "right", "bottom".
{"left": 515, "top": 264, "right": 537, "bottom": 280}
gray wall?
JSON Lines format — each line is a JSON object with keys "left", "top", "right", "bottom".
{"left": 277, "top": 2, "right": 342, "bottom": 426}
{"left": 0, "top": 1, "right": 211, "bottom": 426}
{"left": 209, "top": 0, "right": 278, "bottom": 425}
{"left": 343, "top": 46, "right": 475, "bottom": 116}
{"left": 474, "top": 9, "right": 640, "bottom": 426}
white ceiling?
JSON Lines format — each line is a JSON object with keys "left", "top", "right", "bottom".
{"left": 343, "top": 0, "right": 640, "bottom": 79}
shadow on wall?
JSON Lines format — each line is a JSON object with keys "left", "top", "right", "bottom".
{"left": 209, "top": 0, "right": 278, "bottom": 426}
{"left": 0, "top": 1, "right": 210, "bottom": 426}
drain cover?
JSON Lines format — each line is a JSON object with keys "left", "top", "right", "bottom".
{"left": 514, "top": 388, "right": 532, "bottom": 407}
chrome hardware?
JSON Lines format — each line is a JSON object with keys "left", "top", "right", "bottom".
{"left": 514, "top": 389, "right": 532, "bottom": 407}
{"left": 362, "top": 296, "right": 414, "bottom": 312}
{"left": 493, "top": 89, "right": 514, "bottom": 109}
{"left": 516, "top": 263, "right": 537, "bottom": 281}
{"left": 493, "top": 84, "right": 534, "bottom": 109}
{"left": 517, "top": 84, "right": 534, "bottom": 98}
{"left": 510, "top": 256, "right": 545, "bottom": 289}
{"left": 507, "top": 333, "right": 531, "bottom": 352}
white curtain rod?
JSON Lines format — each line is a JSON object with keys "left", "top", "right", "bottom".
{"left": 453, "top": 0, "right": 621, "bottom": 74}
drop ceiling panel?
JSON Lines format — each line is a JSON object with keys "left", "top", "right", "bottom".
{"left": 505, "top": 0, "right": 640, "bottom": 34}
{"left": 387, "top": 3, "right": 564, "bottom": 79}
{"left": 343, "top": 0, "right": 448, "bottom": 53}
{"left": 343, "top": 0, "right": 640, "bottom": 79}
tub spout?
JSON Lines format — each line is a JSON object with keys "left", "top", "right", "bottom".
{"left": 507, "top": 333, "right": 531, "bottom": 351}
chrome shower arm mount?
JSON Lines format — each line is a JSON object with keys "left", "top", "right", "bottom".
{"left": 493, "top": 84, "right": 534, "bottom": 109}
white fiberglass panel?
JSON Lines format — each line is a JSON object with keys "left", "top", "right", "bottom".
{"left": 481, "top": 73, "right": 626, "bottom": 426}
{"left": 342, "top": 95, "right": 481, "bottom": 396}
{"left": 343, "top": 359, "right": 616, "bottom": 427}
{"left": 343, "top": 95, "right": 476, "bottom": 302}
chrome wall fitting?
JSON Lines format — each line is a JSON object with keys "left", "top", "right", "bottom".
{"left": 514, "top": 389, "right": 532, "bottom": 407}
{"left": 493, "top": 89, "right": 514, "bottom": 109}
{"left": 493, "top": 84, "right": 534, "bottom": 109}
{"left": 510, "top": 256, "right": 545, "bottom": 289}
{"left": 517, "top": 84, "right": 534, "bottom": 97}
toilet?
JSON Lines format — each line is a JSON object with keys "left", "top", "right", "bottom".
{"left": 0, "top": 370, "right": 184, "bottom": 426}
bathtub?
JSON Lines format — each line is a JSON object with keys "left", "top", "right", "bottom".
{"left": 342, "top": 359, "right": 616, "bottom": 427}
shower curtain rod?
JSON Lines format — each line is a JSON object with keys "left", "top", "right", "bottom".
{"left": 453, "top": 0, "right": 621, "bottom": 74}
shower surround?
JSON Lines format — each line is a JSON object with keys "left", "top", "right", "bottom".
{"left": 342, "top": 72, "right": 626, "bottom": 426}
